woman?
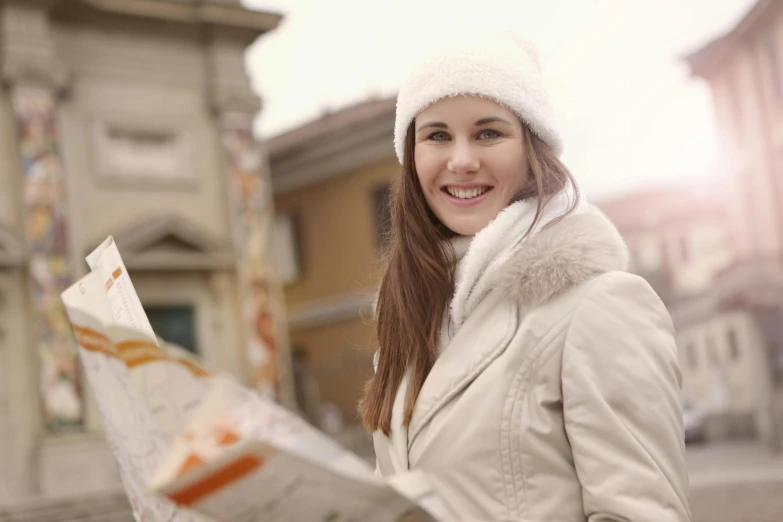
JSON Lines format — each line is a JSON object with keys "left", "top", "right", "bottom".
{"left": 359, "top": 31, "right": 692, "bottom": 522}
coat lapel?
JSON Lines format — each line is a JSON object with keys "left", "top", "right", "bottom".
{"left": 407, "top": 291, "right": 518, "bottom": 449}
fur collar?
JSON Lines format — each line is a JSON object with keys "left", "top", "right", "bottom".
{"left": 451, "top": 191, "right": 586, "bottom": 328}
{"left": 499, "top": 207, "right": 629, "bottom": 311}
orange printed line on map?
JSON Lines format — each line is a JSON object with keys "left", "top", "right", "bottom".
{"left": 116, "top": 341, "right": 212, "bottom": 377}
{"left": 112, "top": 267, "right": 123, "bottom": 280}
{"left": 167, "top": 454, "right": 265, "bottom": 506}
{"left": 174, "top": 357, "right": 211, "bottom": 378}
{"left": 117, "top": 340, "right": 167, "bottom": 368}
{"left": 72, "top": 325, "right": 119, "bottom": 359}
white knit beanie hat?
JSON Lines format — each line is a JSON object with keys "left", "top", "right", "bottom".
{"left": 394, "top": 31, "right": 562, "bottom": 164}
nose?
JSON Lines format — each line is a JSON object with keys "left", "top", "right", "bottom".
{"left": 447, "top": 141, "right": 480, "bottom": 175}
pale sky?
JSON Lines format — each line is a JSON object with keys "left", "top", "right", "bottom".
{"left": 242, "top": 0, "right": 757, "bottom": 200}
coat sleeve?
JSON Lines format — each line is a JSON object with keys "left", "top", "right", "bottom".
{"left": 562, "top": 272, "right": 692, "bottom": 522}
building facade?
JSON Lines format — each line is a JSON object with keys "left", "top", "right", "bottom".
{"left": 267, "top": 98, "right": 397, "bottom": 456}
{"left": 0, "top": 0, "right": 291, "bottom": 512}
{"left": 601, "top": 182, "right": 781, "bottom": 445}
{"left": 686, "top": 0, "right": 783, "bottom": 449}
{"left": 600, "top": 186, "right": 774, "bottom": 442}
{"left": 598, "top": 186, "right": 771, "bottom": 441}
{"left": 687, "top": 0, "right": 783, "bottom": 260}
{"left": 599, "top": 187, "right": 734, "bottom": 301}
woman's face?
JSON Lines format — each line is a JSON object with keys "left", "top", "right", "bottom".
{"left": 414, "top": 95, "right": 529, "bottom": 236}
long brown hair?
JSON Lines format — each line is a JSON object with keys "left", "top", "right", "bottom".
{"left": 359, "top": 121, "right": 579, "bottom": 435}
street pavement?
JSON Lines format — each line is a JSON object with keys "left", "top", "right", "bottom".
{"left": 687, "top": 441, "right": 783, "bottom": 522}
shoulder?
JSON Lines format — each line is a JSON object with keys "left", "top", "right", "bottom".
{"left": 510, "top": 270, "right": 672, "bottom": 356}
{"left": 571, "top": 270, "right": 673, "bottom": 336}
{"left": 563, "top": 270, "right": 678, "bottom": 389}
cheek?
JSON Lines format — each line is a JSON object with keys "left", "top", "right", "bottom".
{"left": 414, "top": 149, "right": 440, "bottom": 190}
{"left": 493, "top": 153, "right": 528, "bottom": 193}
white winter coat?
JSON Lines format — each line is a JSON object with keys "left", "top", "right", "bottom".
{"left": 372, "top": 207, "right": 692, "bottom": 522}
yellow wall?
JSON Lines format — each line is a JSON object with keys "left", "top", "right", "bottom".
{"left": 274, "top": 154, "right": 398, "bottom": 424}
{"left": 289, "top": 317, "right": 377, "bottom": 424}
{"left": 275, "top": 156, "right": 398, "bottom": 307}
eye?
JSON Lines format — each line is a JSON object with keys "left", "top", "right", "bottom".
{"left": 478, "top": 129, "right": 501, "bottom": 140}
{"left": 427, "top": 131, "right": 450, "bottom": 142}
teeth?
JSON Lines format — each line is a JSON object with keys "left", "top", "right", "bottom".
{"left": 446, "top": 186, "right": 489, "bottom": 199}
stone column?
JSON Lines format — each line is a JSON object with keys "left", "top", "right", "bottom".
{"left": 217, "top": 109, "right": 295, "bottom": 408}
{"left": 207, "top": 34, "right": 295, "bottom": 409}
{"left": 0, "top": 272, "right": 14, "bottom": 501}
{"left": 0, "top": 267, "right": 41, "bottom": 499}
{"left": 1, "top": 2, "right": 82, "bottom": 431}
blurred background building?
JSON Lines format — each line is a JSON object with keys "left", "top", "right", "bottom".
{"left": 267, "top": 96, "right": 396, "bottom": 459}
{"left": 0, "top": 0, "right": 291, "bottom": 518}
{"left": 599, "top": 185, "right": 779, "bottom": 447}
{"left": 685, "top": 0, "right": 783, "bottom": 451}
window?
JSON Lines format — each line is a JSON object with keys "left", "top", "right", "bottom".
{"left": 272, "top": 212, "right": 303, "bottom": 284}
{"left": 765, "top": 37, "right": 782, "bottom": 102}
{"left": 145, "top": 304, "right": 197, "bottom": 354}
{"left": 727, "top": 328, "right": 741, "bottom": 361}
{"left": 706, "top": 336, "right": 720, "bottom": 367}
{"left": 373, "top": 183, "right": 393, "bottom": 250}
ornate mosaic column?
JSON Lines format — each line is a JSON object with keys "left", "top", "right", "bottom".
{"left": 3, "top": 5, "right": 81, "bottom": 430}
{"left": 12, "top": 87, "right": 81, "bottom": 430}
{"left": 206, "top": 28, "right": 293, "bottom": 408}
{"left": 219, "top": 110, "right": 292, "bottom": 404}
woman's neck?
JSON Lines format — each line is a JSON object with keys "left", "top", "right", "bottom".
{"left": 449, "top": 235, "right": 473, "bottom": 263}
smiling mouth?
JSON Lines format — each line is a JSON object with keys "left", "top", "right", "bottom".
{"left": 442, "top": 186, "right": 494, "bottom": 200}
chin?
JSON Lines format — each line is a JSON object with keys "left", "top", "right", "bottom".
{"left": 442, "top": 217, "right": 491, "bottom": 236}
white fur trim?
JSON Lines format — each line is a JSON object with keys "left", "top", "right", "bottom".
{"left": 451, "top": 191, "right": 587, "bottom": 328}
{"left": 394, "top": 32, "right": 562, "bottom": 164}
{"left": 501, "top": 207, "right": 629, "bottom": 311}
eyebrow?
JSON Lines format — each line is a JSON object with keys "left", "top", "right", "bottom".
{"left": 416, "top": 121, "right": 448, "bottom": 132}
{"left": 475, "top": 117, "right": 513, "bottom": 126}
{"left": 416, "top": 117, "right": 514, "bottom": 132}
